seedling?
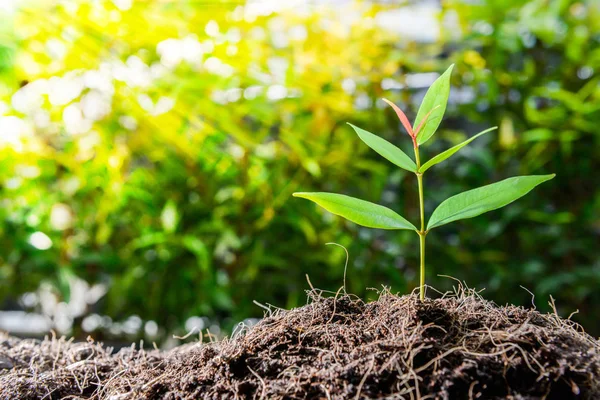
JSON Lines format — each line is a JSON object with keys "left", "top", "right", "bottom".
{"left": 294, "top": 65, "right": 554, "bottom": 301}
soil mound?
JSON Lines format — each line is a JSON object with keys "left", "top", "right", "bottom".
{"left": 1, "top": 287, "right": 599, "bottom": 399}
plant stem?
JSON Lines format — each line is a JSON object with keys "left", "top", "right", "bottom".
{"left": 418, "top": 230, "right": 425, "bottom": 301}
{"left": 414, "top": 147, "right": 426, "bottom": 301}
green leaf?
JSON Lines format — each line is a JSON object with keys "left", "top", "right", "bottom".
{"left": 414, "top": 64, "right": 454, "bottom": 145}
{"left": 293, "top": 192, "right": 417, "bottom": 230}
{"left": 419, "top": 126, "right": 497, "bottom": 173}
{"left": 427, "top": 174, "right": 555, "bottom": 230}
{"left": 183, "top": 236, "right": 211, "bottom": 273}
{"left": 161, "top": 200, "right": 179, "bottom": 233}
{"left": 348, "top": 123, "right": 417, "bottom": 172}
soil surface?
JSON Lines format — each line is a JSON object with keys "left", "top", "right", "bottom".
{"left": 1, "top": 287, "right": 599, "bottom": 399}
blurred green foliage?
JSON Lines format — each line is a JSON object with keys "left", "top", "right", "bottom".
{"left": 0, "top": 0, "right": 598, "bottom": 339}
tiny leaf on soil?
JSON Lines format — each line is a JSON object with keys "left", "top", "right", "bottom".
{"left": 414, "top": 64, "right": 454, "bottom": 145}
{"left": 427, "top": 174, "right": 555, "bottom": 230}
{"left": 293, "top": 192, "right": 417, "bottom": 230}
{"left": 348, "top": 123, "right": 417, "bottom": 172}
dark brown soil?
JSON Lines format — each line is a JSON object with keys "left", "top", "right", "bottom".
{"left": 1, "top": 287, "right": 599, "bottom": 399}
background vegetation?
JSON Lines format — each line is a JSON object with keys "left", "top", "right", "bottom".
{"left": 0, "top": 0, "right": 598, "bottom": 342}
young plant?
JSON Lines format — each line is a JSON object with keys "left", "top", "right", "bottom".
{"left": 293, "top": 65, "right": 555, "bottom": 301}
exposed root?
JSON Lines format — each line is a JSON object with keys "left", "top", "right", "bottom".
{"left": 1, "top": 287, "right": 599, "bottom": 399}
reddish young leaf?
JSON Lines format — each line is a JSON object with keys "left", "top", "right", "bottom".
{"left": 382, "top": 98, "right": 414, "bottom": 138}
{"left": 414, "top": 105, "right": 441, "bottom": 137}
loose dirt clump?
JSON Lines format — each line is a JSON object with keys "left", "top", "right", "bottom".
{"left": 1, "top": 287, "right": 599, "bottom": 399}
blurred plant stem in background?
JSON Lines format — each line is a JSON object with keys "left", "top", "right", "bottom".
{"left": 0, "top": 0, "right": 598, "bottom": 342}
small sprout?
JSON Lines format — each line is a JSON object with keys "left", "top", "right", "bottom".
{"left": 294, "top": 65, "right": 555, "bottom": 301}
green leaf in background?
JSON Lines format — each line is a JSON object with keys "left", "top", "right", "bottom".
{"left": 348, "top": 123, "right": 417, "bottom": 172}
{"left": 414, "top": 64, "right": 454, "bottom": 145}
{"left": 419, "top": 126, "right": 498, "bottom": 173}
{"left": 56, "top": 267, "right": 75, "bottom": 303}
{"left": 161, "top": 200, "right": 180, "bottom": 233}
{"left": 293, "top": 192, "right": 417, "bottom": 230}
{"left": 183, "top": 236, "right": 211, "bottom": 273}
{"left": 427, "top": 174, "right": 555, "bottom": 230}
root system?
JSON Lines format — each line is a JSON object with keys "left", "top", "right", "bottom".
{"left": 1, "top": 286, "right": 599, "bottom": 399}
